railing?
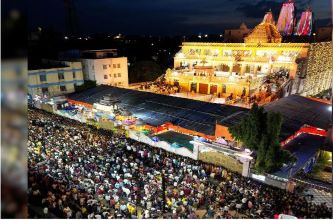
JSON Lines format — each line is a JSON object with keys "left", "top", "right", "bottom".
{"left": 291, "top": 178, "right": 332, "bottom": 192}
{"left": 181, "top": 55, "right": 236, "bottom": 61}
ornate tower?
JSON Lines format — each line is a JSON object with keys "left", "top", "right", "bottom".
{"left": 244, "top": 10, "right": 282, "bottom": 43}
{"left": 294, "top": 7, "right": 313, "bottom": 36}
{"left": 277, "top": 0, "right": 295, "bottom": 36}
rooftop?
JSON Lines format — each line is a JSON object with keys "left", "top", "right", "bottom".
{"left": 264, "top": 95, "right": 332, "bottom": 141}
{"left": 154, "top": 131, "right": 194, "bottom": 152}
{"left": 272, "top": 133, "right": 326, "bottom": 179}
{"left": 69, "top": 87, "right": 332, "bottom": 141}
{"left": 81, "top": 49, "right": 118, "bottom": 59}
{"left": 28, "top": 60, "right": 69, "bottom": 71}
{"left": 68, "top": 85, "right": 248, "bottom": 136}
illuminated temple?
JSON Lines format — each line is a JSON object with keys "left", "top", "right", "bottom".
{"left": 165, "top": 10, "right": 309, "bottom": 98}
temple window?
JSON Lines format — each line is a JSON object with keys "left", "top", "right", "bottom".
{"left": 223, "top": 50, "right": 232, "bottom": 56}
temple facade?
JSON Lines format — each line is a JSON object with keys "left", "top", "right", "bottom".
{"left": 165, "top": 11, "right": 309, "bottom": 98}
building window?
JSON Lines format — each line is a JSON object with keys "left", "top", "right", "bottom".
{"left": 109, "top": 74, "right": 112, "bottom": 77}
{"left": 113, "top": 64, "right": 116, "bottom": 68}
{"left": 103, "top": 64, "right": 107, "bottom": 70}
{"left": 117, "top": 73, "right": 121, "bottom": 77}
{"left": 117, "top": 64, "right": 120, "bottom": 68}
{"left": 73, "top": 71, "right": 76, "bottom": 78}
{"left": 42, "top": 87, "right": 48, "bottom": 94}
{"left": 114, "top": 73, "right": 117, "bottom": 78}
{"left": 58, "top": 73, "right": 65, "bottom": 80}
{"left": 92, "top": 65, "right": 94, "bottom": 70}
{"left": 40, "top": 75, "right": 47, "bottom": 82}
{"left": 60, "top": 85, "right": 67, "bottom": 91}
{"left": 104, "top": 75, "right": 108, "bottom": 79}
{"left": 109, "top": 64, "right": 111, "bottom": 67}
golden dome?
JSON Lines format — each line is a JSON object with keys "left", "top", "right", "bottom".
{"left": 244, "top": 10, "right": 282, "bottom": 43}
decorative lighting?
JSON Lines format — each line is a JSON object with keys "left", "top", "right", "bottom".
{"left": 303, "top": 42, "right": 333, "bottom": 95}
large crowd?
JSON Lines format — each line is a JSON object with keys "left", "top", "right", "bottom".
{"left": 138, "top": 81, "right": 180, "bottom": 95}
{"left": 28, "top": 108, "right": 332, "bottom": 219}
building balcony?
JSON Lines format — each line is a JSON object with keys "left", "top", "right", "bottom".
{"left": 166, "top": 70, "right": 263, "bottom": 85}
{"left": 177, "top": 55, "right": 236, "bottom": 62}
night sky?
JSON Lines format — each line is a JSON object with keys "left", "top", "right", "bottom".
{"left": 28, "top": 0, "right": 332, "bottom": 35}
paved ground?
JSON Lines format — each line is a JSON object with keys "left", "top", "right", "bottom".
{"left": 312, "top": 170, "right": 332, "bottom": 184}
{"left": 302, "top": 187, "right": 332, "bottom": 208}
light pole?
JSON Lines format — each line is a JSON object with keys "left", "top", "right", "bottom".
{"left": 312, "top": 33, "right": 316, "bottom": 43}
{"left": 287, "top": 162, "right": 297, "bottom": 192}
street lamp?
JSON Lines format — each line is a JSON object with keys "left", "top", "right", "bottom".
{"left": 312, "top": 33, "right": 316, "bottom": 43}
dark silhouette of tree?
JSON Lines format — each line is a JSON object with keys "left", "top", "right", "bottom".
{"left": 74, "top": 80, "right": 96, "bottom": 92}
{"left": 230, "top": 103, "right": 295, "bottom": 173}
{"left": 129, "top": 60, "right": 163, "bottom": 83}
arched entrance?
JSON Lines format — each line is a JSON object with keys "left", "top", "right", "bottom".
{"left": 210, "top": 85, "right": 218, "bottom": 95}
{"left": 199, "top": 83, "right": 208, "bottom": 94}
{"left": 232, "top": 64, "right": 241, "bottom": 73}
{"left": 221, "top": 64, "right": 230, "bottom": 72}
{"left": 190, "top": 82, "right": 197, "bottom": 92}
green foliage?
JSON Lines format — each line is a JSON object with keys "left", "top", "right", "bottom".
{"left": 229, "top": 103, "right": 265, "bottom": 151}
{"left": 74, "top": 80, "right": 96, "bottom": 92}
{"left": 315, "top": 151, "right": 332, "bottom": 169}
{"left": 230, "top": 103, "right": 295, "bottom": 173}
{"left": 129, "top": 60, "right": 163, "bottom": 83}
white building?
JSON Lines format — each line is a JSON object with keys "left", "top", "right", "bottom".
{"left": 28, "top": 59, "right": 84, "bottom": 97}
{"left": 80, "top": 49, "right": 129, "bottom": 87}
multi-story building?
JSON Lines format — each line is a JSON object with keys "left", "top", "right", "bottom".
{"left": 28, "top": 59, "right": 84, "bottom": 97}
{"left": 80, "top": 49, "right": 129, "bottom": 87}
{"left": 165, "top": 11, "right": 309, "bottom": 97}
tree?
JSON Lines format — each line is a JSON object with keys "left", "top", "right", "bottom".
{"left": 230, "top": 103, "right": 295, "bottom": 173}
{"left": 229, "top": 103, "right": 265, "bottom": 151}
{"left": 74, "top": 80, "right": 96, "bottom": 92}
{"left": 129, "top": 60, "right": 163, "bottom": 83}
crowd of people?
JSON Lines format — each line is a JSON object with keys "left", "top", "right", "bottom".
{"left": 28, "top": 108, "right": 332, "bottom": 219}
{"left": 138, "top": 81, "right": 180, "bottom": 95}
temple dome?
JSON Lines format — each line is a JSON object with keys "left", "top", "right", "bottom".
{"left": 240, "top": 22, "right": 248, "bottom": 30}
{"left": 244, "top": 10, "right": 282, "bottom": 43}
